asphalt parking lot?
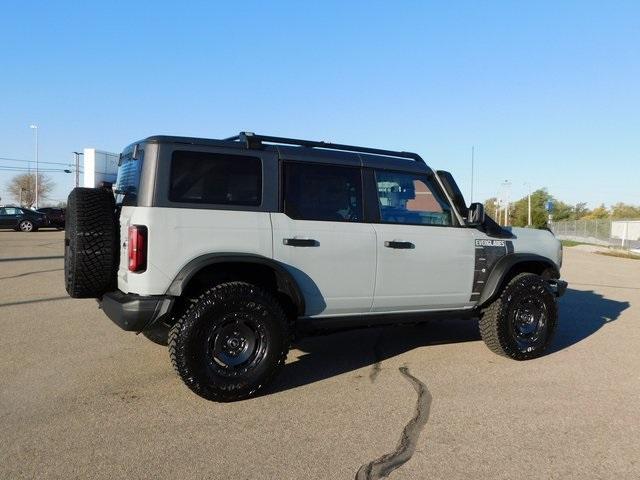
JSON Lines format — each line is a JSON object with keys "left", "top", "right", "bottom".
{"left": 1, "top": 230, "right": 638, "bottom": 479}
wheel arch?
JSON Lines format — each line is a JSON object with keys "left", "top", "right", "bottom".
{"left": 478, "top": 254, "right": 560, "bottom": 307}
{"left": 166, "top": 254, "right": 305, "bottom": 317}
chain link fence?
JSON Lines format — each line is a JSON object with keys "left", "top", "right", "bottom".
{"left": 550, "top": 219, "right": 640, "bottom": 251}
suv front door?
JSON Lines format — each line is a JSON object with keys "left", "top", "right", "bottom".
{"left": 371, "top": 170, "right": 475, "bottom": 311}
{"left": 271, "top": 161, "right": 376, "bottom": 317}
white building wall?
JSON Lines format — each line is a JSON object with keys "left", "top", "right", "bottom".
{"left": 611, "top": 220, "right": 640, "bottom": 241}
{"left": 83, "top": 148, "right": 119, "bottom": 188}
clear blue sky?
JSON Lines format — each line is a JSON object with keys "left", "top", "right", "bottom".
{"left": 1, "top": 0, "right": 638, "bottom": 207}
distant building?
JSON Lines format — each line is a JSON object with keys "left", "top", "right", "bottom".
{"left": 611, "top": 220, "right": 640, "bottom": 249}
{"left": 83, "top": 148, "right": 118, "bottom": 188}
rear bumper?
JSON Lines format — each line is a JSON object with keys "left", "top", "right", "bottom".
{"left": 100, "top": 291, "right": 174, "bottom": 332}
{"left": 548, "top": 279, "right": 568, "bottom": 298}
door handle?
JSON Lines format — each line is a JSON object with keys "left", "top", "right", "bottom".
{"left": 384, "top": 240, "right": 415, "bottom": 249}
{"left": 283, "top": 238, "right": 319, "bottom": 247}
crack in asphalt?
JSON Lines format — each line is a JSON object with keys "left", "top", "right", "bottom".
{"left": 355, "top": 366, "right": 432, "bottom": 480}
{"left": 0, "top": 268, "right": 63, "bottom": 280}
{"left": 0, "top": 255, "right": 64, "bottom": 262}
{"left": 0, "top": 296, "right": 70, "bottom": 308}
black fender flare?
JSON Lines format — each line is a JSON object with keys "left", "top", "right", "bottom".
{"left": 478, "top": 253, "right": 560, "bottom": 307}
{"left": 166, "top": 253, "right": 305, "bottom": 316}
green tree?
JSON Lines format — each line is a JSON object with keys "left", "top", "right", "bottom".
{"left": 483, "top": 197, "right": 500, "bottom": 221}
{"left": 583, "top": 204, "right": 609, "bottom": 220}
{"left": 573, "top": 202, "right": 590, "bottom": 219}
{"left": 551, "top": 199, "right": 573, "bottom": 222}
{"left": 482, "top": 191, "right": 639, "bottom": 227}
{"left": 510, "top": 188, "right": 553, "bottom": 228}
{"left": 610, "top": 202, "right": 640, "bottom": 219}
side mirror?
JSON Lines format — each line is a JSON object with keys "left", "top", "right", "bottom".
{"left": 467, "top": 202, "right": 485, "bottom": 226}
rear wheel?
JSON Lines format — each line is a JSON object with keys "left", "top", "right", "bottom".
{"left": 479, "top": 273, "right": 557, "bottom": 360}
{"left": 168, "top": 282, "right": 290, "bottom": 401}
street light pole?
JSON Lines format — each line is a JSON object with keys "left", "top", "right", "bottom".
{"left": 524, "top": 182, "right": 532, "bottom": 226}
{"left": 500, "top": 180, "right": 511, "bottom": 226}
{"left": 29, "top": 124, "right": 39, "bottom": 208}
{"left": 73, "top": 151, "right": 82, "bottom": 188}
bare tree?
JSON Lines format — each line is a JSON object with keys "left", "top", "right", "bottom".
{"left": 7, "top": 173, "right": 55, "bottom": 208}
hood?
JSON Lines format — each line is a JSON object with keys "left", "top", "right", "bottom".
{"left": 509, "top": 227, "right": 562, "bottom": 268}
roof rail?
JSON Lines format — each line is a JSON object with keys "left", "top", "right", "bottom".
{"left": 223, "top": 132, "right": 425, "bottom": 164}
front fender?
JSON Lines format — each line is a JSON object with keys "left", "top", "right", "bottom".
{"left": 478, "top": 254, "right": 560, "bottom": 307}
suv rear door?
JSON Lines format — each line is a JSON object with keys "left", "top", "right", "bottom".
{"left": 271, "top": 160, "right": 376, "bottom": 317}
{"left": 370, "top": 170, "right": 475, "bottom": 311}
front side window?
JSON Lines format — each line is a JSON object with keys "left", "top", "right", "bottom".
{"left": 376, "top": 171, "right": 452, "bottom": 226}
{"left": 1, "top": 207, "right": 18, "bottom": 215}
{"left": 284, "top": 163, "right": 363, "bottom": 222}
{"left": 169, "top": 151, "right": 262, "bottom": 205}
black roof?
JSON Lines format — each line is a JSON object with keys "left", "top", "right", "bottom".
{"left": 140, "top": 132, "right": 431, "bottom": 174}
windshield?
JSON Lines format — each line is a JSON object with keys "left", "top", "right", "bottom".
{"left": 114, "top": 147, "right": 143, "bottom": 206}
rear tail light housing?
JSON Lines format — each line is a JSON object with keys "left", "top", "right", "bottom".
{"left": 128, "top": 225, "right": 147, "bottom": 272}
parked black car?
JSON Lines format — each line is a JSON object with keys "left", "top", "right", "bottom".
{"left": 0, "top": 206, "right": 47, "bottom": 232}
{"left": 37, "top": 207, "right": 65, "bottom": 229}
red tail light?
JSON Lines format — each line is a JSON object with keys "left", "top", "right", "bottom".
{"left": 128, "top": 225, "right": 147, "bottom": 272}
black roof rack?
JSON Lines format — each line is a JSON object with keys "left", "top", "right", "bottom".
{"left": 223, "top": 132, "right": 425, "bottom": 164}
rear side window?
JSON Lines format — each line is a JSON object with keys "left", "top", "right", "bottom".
{"left": 283, "top": 163, "right": 363, "bottom": 222}
{"left": 169, "top": 151, "right": 262, "bottom": 205}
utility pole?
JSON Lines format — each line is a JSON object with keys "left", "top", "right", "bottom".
{"left": 29, "top": 124, "right": 39, "bottom": 208}
{"left": 524, "top": 182, "right": 532, "bottom": 226}
{"left": 528, "top": 189, "right": 532, "bottom": 226}
{"left": 73, "top": 151, "right": 82, "bottom": 187}
{"left": 500, "top": 180, "right": 511, "bottom": 226}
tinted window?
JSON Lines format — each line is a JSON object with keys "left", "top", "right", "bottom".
{"left": 115, "top": 149, "right": 144, "bottom": 206}
{"left": 376, "top": 171, "right": 452, "bottom": 226}
{"left": 170, "top": 151, "right": 262, "bottom": 205}
{"left": 284, "top": 163, "right": 363, "bottom": 222}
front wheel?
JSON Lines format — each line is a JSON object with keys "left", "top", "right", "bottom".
{"left": 19, "top": 220, "right": 36, "bottom": 232}
{"left": 168, "top": 282, "right": 290, "bottom": 401}
{"left": 479, "top": 273, "right": 557, "bottom": 360}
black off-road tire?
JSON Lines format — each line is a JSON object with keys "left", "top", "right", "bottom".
{"left": 168, "top": 282, "right": 290, "bottom": 402}
{"left": 65, "top": 187, "right": 118, "bottom": 298}
{"left": 479, "top": 272, "right": 557, "bottom": 360}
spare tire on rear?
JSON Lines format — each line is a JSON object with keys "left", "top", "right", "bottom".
{"left": 65, "top": 187, "right": 119, "bottom": 298}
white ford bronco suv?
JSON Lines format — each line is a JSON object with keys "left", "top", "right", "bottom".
{"left": 64, "top": 132, "right": 566, "bottom": 402}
